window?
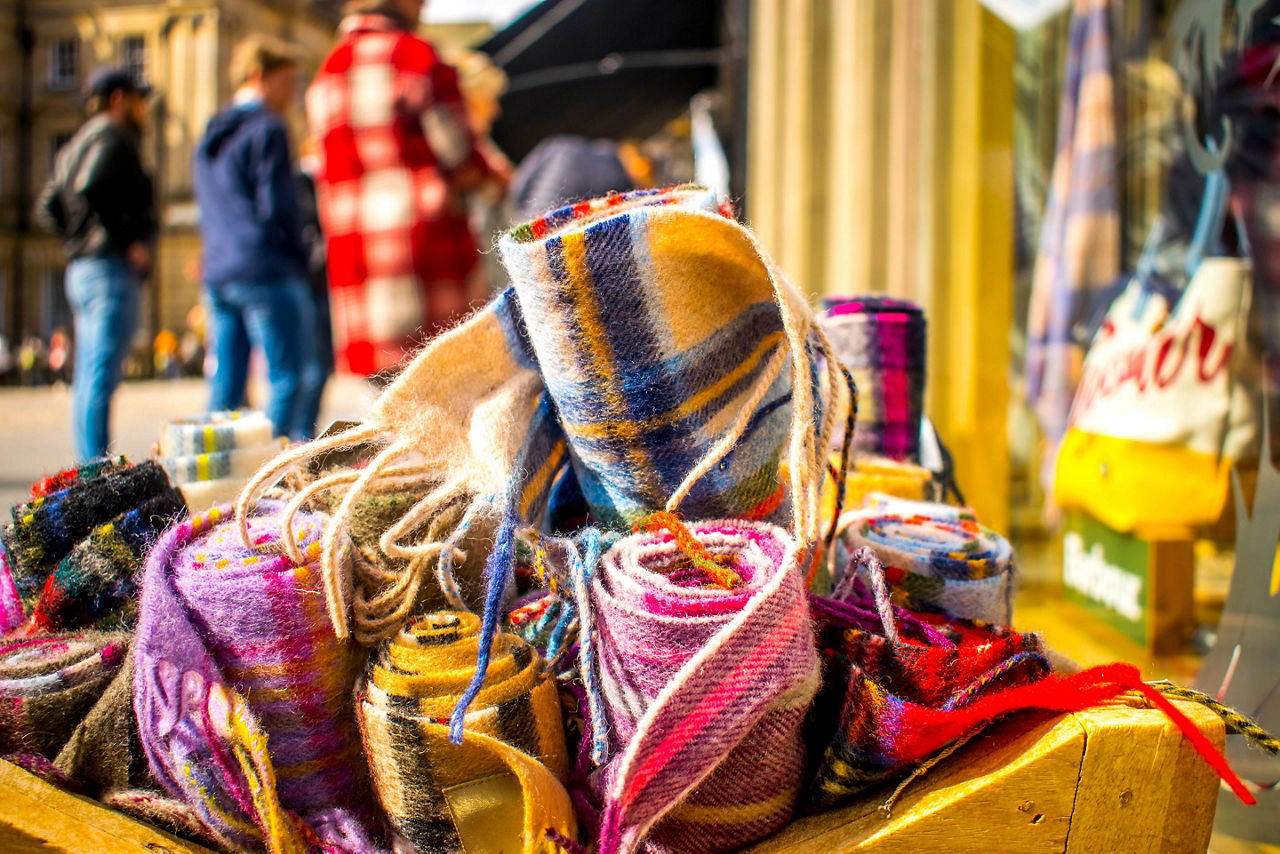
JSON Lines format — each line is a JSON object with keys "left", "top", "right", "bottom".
{"left": 121, "top": 35, "right": 146, "bottom": 86}
{"left": 48, "top": 38, "right": 79, "bottom": 91}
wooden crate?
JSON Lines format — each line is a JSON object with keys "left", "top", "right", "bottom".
{"left": 0, "top": 698, "right": 1222, "bottom": 853}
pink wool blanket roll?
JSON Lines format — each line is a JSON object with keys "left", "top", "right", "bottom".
{"left": 585, "top": 519, "right": 820, "bottom": 853}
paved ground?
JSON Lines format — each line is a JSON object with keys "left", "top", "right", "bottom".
{"left": 0, "top": 375, "right": 378, "bottom": 510}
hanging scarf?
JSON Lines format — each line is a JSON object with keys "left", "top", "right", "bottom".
{"left": 1027, "top": 0, "right": 1120, "bottom": 457}
{"left": 842, "top": 511, "right": 1015, "bottom": 625}
{"left": 357, "top": 611, "right": 574, "bottom": 853}
{"left": 585, "top": 518, "right": 820, "bottom": 853}
{"left": 134, "top": 504, "right": 382, "bottom": 853}
{"left": 0, "top": 631, "right": 129, "bottom": 758}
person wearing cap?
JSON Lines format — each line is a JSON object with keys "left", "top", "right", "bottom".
{"left": 193, "top": 36, "right": 325, "bottom": 441}
{"left": 35, "top": 67, "right": 156, "bottom": 463}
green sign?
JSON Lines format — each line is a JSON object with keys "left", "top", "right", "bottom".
{"left": 1061, "top": 512, "right": 1148, "bottom": 646}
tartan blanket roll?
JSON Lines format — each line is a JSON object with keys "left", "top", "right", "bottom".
{"left": 499, "top": 187, "right": 797, "bottom": 528}
{"left": 844, "top": 511, "right": 1016, "bottom": 625}
{"left": 358, "top": 611, "right": 574, "bottom": 854}
{"left": 0, "top": 631, "right": 129, "bottom": 758}
{"left": 134, "top": 504, "right": 382, "bottom": 852}
{"left": 805, "top": 592, "right": 1053, "bottom": 809}
{"left": 160, "top": 411, "right": 273, "bottom": 456}
{"left": 0, "top": 546, "right": 23, "bottom": 634}
{"left": 588, "top": 519, "right": 820, "bottom": 853}
{"left": 22, "top": 488, "right": 187, "bottom": 634}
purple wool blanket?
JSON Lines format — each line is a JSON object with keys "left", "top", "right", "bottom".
{"left": 133, "top": 503, "right": 383, "bottom": 852}
{"left": 585, "top": 519, "right": 820, "bottom": 853}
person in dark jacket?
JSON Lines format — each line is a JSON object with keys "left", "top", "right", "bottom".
{"left": 194, "top": 36, "right": 323, "bottom": 440}
{"left": 36, "top": 68, "right": 156, "bottom": 462}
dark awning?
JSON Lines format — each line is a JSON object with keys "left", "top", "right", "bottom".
{"left": 479, "top": 0, "right": 722, "bottom": 161}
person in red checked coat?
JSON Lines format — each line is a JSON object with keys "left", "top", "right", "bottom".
{"left": 306, "top": 0, "right": 505, "bottom": 379}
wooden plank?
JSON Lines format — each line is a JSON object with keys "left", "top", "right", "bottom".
{"left": 753, "top": 699, "right": 1223, "bottom": 853}
{"left": 1146, "top": 538, "right": 1195, "bottom": 655}
{"left": 1065, "top": 699, "right": 1223, "bottom": 853}
{"left": 0, "top": 761, "right": 207, "bottom": 853}
{"left": 750, "top": 711, "right": 1086, "bottom": 852}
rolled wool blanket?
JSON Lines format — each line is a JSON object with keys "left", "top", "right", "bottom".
{"left": 23, "top": 488, "right": 188, "bottom": 634}
{"left": 0, "top": 631, "right": 129, "bottom": 758}
{"left": 31, "top": 455, "right": 130, "bottom": 499}
{"left": 358, "top": 611, "right": 574, "bottom": 854}
{"left": 819, "top": 296, "right": 926, "bottom": 461}
{"left": 588, "top": 519, "right": 820, "bottom": 853}
{"left": 159, "top": 442, "right": 286, "bottom": 486}
{"left": 806, "top": 592, "right": 1054, "bottom": 809}
{"left": 134, "top": 504, "right": 381, "bottom": 852}
{"left": 55, "top": 649, "right": 152, "bottom": 795}
{"left": 6, "top": 461, "right": 172, "bottom": 591}
{"left": 0, "top": 544, "right": 24, "bottom": 634}
{"left": 160, "top": 411, "right": 274, "bottom": 457}
{"left": 844, "top": 512, "right": 1015, "bottom": 625}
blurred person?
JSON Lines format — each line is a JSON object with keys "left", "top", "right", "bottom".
{"left": 295, "top": 142, "right": 334, "bottom": 430}
{"left": 153, "top": 329, "right": 180, "bottom": 379}
{"left": 18, "top": 336, "right": 46, "bottom": 387}
{"left": 508, "top": 135, "right": 637, "bottom": 223}
{"left": 0, "top": 334, "right": 12, "bottom": 384}
{"left": 307, "top": 0, "right": 506, "bottom": 379}
{"left": 35, "top": 67, "right": 155, "bottom": 462}
{"left": 445, "top": 47, "right": 514, "bottom": 294}
{"left": 194, "top": 36, "right": 325, "bottom": 440}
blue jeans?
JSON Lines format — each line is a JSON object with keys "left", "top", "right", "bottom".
{"left": 205, "top": 278, "right": 325, "bottom": 440}
{"left": 66, "top": 255, "right": 140, "bottom": 463}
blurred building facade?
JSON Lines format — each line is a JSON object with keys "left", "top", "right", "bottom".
{"left": 0, "top": 0, "right": 342, "bottom": 348}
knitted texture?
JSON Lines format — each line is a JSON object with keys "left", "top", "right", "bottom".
{"left": 820, "top": 297, "right": 925, "bottom": 461}
{"left": 6, "top": 461, "right": 172, "bottom": 596}
{"left": 588, "top": 519, "right": 820, "bottom": 853}
{"left": 54, "top": 649, "right": 153, "bottom": 795}
{"left": 133, "top": 504, "right": 382, "bottom": 853}
{"left": 806, "top": 592, "right": 1050, "bottom": 809}
{"left": 844, "top": 511, "right": 1016, "bottom": 625}
{"left": 31, "top": 456, "right": 129, "bottom": 499}
{"left": 358, "top": 612, "right": 575, "bottom": 853}
{"left": 22, "top": 488, "right": 188, "bottom": 634}
{"left": 160, "top": 411, "right": 273, "bottom": 456}
{"left": 0, "top": 632, "right": 129, "bottom": 758}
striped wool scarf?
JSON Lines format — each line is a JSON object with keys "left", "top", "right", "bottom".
{"left": 21, "top": 488, "right": 187, "bottom": 634}
{"left": 842, "top": 510, "right": 1015, "bottom": 625}
{"left": 586, "top": 519, "right": 820, "bottom": 853}
{"left": 134, "top": 504, "right": 382, "bottom": 853}
{"left": 0, "top": 631, "right": 129, "bottom": 758}
{"left": 358, "top": 611, "right": 574, "bottom": 853}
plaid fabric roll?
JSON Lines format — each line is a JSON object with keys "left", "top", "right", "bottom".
{"left": 21, "top": 488, "right": 188, "bottom": 634}
{"left": 31, "top": 456, "right": 129, "bottom": 499}
{"left": 499, "top": 186, "right": 796, "bottom": 527}
{"left": 806, "top": 594, "right": 1053, "bottom": 809}
{"left": 159, "top": 443, "right": 284, "bottom": 485}
{"left": 134, "top": 504, "right": 381, "bottom": 852}
{"left": 0, "top": 632, "right": 129, "bottom": 758}
{"left": 820, "top": 297, "right": 925, "bottom": 461}
{"left": 588, "top": 519, "right": 820, "bottom": 853}
{"left": 6, "top": 461, "right": 172, "bottom": 592}
{"left": 358, "top": 612, "right": 574, "bottom": 853}
{"left": 845, "top": 512, "right": 1016, "bottom": 625}
{"left": 160, "top": 411, "right": 273, "bottom": 457}
{"left": 0, "top": 544, "right": 23, "bottom": 634}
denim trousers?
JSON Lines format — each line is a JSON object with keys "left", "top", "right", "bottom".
{"left": 66, "top": 255, "right": 140, "bottom": 463}
{"left": 205, "top": 277, "right": 326, "bottom": 440}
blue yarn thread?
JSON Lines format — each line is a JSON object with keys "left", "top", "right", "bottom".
{"left": 569, "top": 528, "right": 611, "bottom": 765}
{"left": 449, "top": 501, "right": 519, "bottom": 743}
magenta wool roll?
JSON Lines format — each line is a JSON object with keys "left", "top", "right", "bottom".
{"left": 587, "top": 519, "right": 820, "bottom": 853}
{"left": 133, "top": 503, "right": 382, "bottom": 852}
